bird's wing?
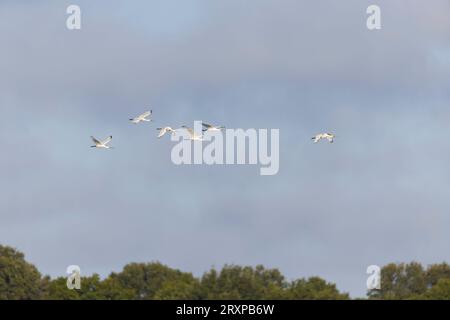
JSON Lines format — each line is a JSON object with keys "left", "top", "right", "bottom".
{"left": 202, "top": 123, "right": 212, "bottom": 128}
{"left": 91, "top": 136, "right": 101, "bottom": 145}
{"left": 140, "top": 111, "right": 151, "bottom": 118}
{"left": 101, "top": 136, "right": 112, "bottom": 145}
{"left": 184, "top": 127, "right": 194, "bottom": 136}
{"left": 157, "top": 128, "right": 165, "bottom": 138}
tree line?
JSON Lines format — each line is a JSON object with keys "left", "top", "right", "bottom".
{"left": 1, "top": 245, "right": 450, "bottom": 300}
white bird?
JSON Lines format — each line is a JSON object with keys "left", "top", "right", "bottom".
{"left": 91, "top": 136, "right": 113, "bottom": 149}
{"left": 312, "top": 133, "right": 335, "bottom": 143}
{"left": 181, "top": 126, "right": 203, "bottom": 141}
{"left": 202, "top": 122, "right": 225, "bottom": 132}
{"left": 130, "top": 110, "right": 152, "bottom": 124}
{"left": 157, "top": 127, "right": 176, "bottom": 138}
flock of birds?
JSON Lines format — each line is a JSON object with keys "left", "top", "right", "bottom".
{"left": 90, "top": 110, "right": 336, "bottom": 149}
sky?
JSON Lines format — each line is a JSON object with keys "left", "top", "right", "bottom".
{"left": 1, "top": 0, "right": 450, "bottom": 298}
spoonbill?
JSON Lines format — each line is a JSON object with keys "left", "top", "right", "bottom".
{"left": 130, "top": 110, "right": 152, "bottom": 124}
{"left": 91, "top": 136, "right": 113, "bottom": 149}
{"left": 181, "top": 126, "right": 203, "bottom": 141}
{"left": 157, "top": 127, "right": 176, "bottom": 138}
{"left": 312, "top": 133, "right": 335, "bottom": 143}
{"left": 202, "top": 122, "right": 225, "bottom": 132}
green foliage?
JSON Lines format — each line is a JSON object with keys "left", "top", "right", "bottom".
{"left": 153, "top": 278, "right": 201, "bottom": 299}
{"left": 42, "top": 274, "right": 112, "bottom": 300}
{"left": 425, "top": 263, "right": 450, "bottom": 287}
{"left": 199, "top": 265, "right": 286, "bottom": 300}
{"left": 3, "top": 244, "right": 450, "bottom": 300}
{"left": 423, "top": 279, "right": 450, "bottom": 300}
{"left": 95, "top": 274, "right": 136, "bottom": 300}
{"left": 368, "top": 262, "right": 450, "bottom": 300}
{"left": 368, "top": 262, "right": 426, "bottom": 299}
{"left": 286, "top": 277, "right": 349, "bottom": 300}
{"left": 112, "top": 262, "right": 200, "bottom": 299}
{"left": 0, "top": 245, "right": 42, "bottom": 300}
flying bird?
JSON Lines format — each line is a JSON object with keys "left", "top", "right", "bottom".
{"left": 312, "top": 133, "right": 335, "bottom": 143}
{"left": 91, "top": 136, "right": 113, "bottom": 149}
{"left": 181, "top": 126, "right": 203, "bottom": 141}
{"left": 157, "top": 127, "right": 176, "bottom": 138}
{"left": 202, "top": 122, "right": 225, "bottom": 132}
{"left": 130, "top": 110, "right": 152, "bottom": 124}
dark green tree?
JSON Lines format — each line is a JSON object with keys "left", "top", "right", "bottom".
{"left": 111, "top": 262, "right": 199, "bottom": 299}
{"left": 95, "top": 273, "right": 136, "bottom": 300}
{"left": 286, "top": 277, "right": 349, "bottom": 300}
{"left": 0, "top": 245, "right": 42, "bottom": 299}
{"left": 425, "top": 263, "right": 450, "bottom": 288}
{"left": 199, "top": 265, "right": 286, "bottom": 299}
{"left": 43, "top": 274, "right": 109, "bottom": 300}
{"left": 368, "top": 262, "right": 427, "bottom": 299}
{"left": 423, "top": 279, "right": 450, "bottom": 300}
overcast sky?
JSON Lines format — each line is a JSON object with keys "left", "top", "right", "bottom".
{"left": 1, "top": 0, "right": 450, "bottom": 297}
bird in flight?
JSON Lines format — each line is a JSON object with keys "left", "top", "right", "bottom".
{"left": 157, "top": 127, "right": 176, "bottom": 138}
{"left": 130, "top": 110, "right": 152, "bottom": 124}
{"left": 181, "top": 126, "right": 203, "bottom": 141}
{"left": 91, "top": 136, "right": 114, "bottom": 149}
{"left": 202, "top": 122, "right": 225, "bottom": 132}
{"left": 312, "top": 133, "right": 335, "bottom": 143}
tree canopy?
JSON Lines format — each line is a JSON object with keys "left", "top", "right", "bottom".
{"left": 0, "top": 245, "right": 42, "bottom": 299}
{"left": 368, "top": 262, "right": 450, "bottom": 299}
{"left": 2, "top": 245, "right": 450, "bottom": 300}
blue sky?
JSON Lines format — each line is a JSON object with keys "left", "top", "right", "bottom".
{"left": 1, "top": 0, "right": 450, "bottom": 297}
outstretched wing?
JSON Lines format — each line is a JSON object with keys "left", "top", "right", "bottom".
{"left": 91, "top": 136, "right": 101, "bottom": 145}
{"left": 202, "top": 122, "right": 213, "bottom": 128}
{"left": 312, "top": 135, "right": 321, "bottom": 143}
{"left": 101, "top": 136, "right": 112, "bottom": 145}
{"left": 140, "top": 111, "right": 151, "bottom": 118}
{"left": 157, "top": 128, "right": 166, "bottom": 138}
{"left": 184, "top": 127, "right": 194, "bottom": 137}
